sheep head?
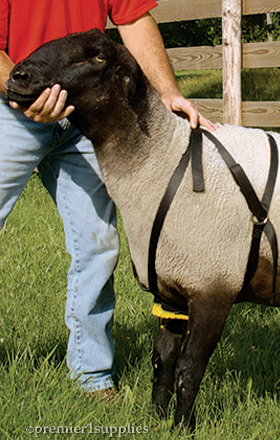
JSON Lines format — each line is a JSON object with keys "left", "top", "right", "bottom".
{"left": 5, "top": 28, "right": 141, "bottom": 110}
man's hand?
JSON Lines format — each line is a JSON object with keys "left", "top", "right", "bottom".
{"left": 9, "top": 84, "right": 75, "bottom": 123}
{"left": 161, "top": 92, "right": 218, "bottom": 131}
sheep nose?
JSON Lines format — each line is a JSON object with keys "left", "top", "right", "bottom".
{"left": 12, "top": 70, "right": 30, "bottom": 82}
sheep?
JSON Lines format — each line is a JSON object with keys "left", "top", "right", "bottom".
{"left": 5, "top": 28, "right": 280, "bottom": 428}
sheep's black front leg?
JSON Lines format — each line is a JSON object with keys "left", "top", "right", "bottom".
{"left": 152, "top": 318, "right": 188, "bottom": 417}
{"left": 174, "top": 298, "right": 231, "bottom": 429}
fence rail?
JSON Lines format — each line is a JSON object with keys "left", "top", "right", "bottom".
{"left": 151, "top": 0, "right": 280, "bottom": 21}
{"left": 107, "top": 0, "right": 280, "bottom": 126}
{"left": 167, "top": 41, "right": 280, "bottom": 70}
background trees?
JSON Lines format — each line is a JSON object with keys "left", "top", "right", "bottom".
{"left": 158, "top": 13, "right": 280, "bottom": 47}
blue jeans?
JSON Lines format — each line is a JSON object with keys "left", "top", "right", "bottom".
{"left": 0, "top": 97, "right": 119, "bottom": 391}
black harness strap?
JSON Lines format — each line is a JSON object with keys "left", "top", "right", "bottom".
{"left": 191, "top": 127, "right": 204, "bottom": 192}
{"left": 148, "top": 128, "right": 204, "bottom": 294}
{"left": 148, "top": 132, "right": 192, "bottom": 294}
{"left": 203, "top": 130, "right": 278, "bottom": 301}
{"left": 147, "top": 127, "right": 278, "bottom": 303}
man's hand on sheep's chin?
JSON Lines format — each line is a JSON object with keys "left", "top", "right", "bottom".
{"left": 160, "top": 92, "right": 217, "bottom": 132}
{"left": 9, "top": 84, "right": 75, "bottom": 123}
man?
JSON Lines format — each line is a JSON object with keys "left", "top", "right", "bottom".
{"left": 0, "top": 0, "right": 215, "bottom": 393}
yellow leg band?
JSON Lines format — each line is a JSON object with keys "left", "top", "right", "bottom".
{"left": 152, "top": 303, "right": 189, "bottom": 321}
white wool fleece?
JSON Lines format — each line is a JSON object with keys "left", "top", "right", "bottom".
{"left": 102, "top": 113, "right": 280, "bottom": 301}
{"left": 156, "top": 124, "right": 280, "bottom": 298}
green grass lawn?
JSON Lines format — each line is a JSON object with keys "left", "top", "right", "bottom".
{"left": 176, "top": 67, "right": 280, "bottom": 102}
{"left": 1, "top": 69, "right": 280, "bottom": 439}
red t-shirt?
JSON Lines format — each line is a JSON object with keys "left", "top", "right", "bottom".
{"left": 0, "top": 0, "right": 157, "bottom": 64}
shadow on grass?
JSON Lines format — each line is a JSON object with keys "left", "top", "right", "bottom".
{"left": 241, "top": 68, "right": 280, "bottom": 102}
{"left": 177, "top": 70, "right": 223, "bottom": 100}
{"left": 114, "top": 300, "right": 280, "bottom": 400}
{"left": 0, "top": 310, "right": 157, "bottom": 384}
{"left": 0, "top": 336, "right": 68, "bottom": 371}
{"left": 208, "top": 303, "right": 280, "bottom": 397}
{"left": 113, "top": 314, "right": 157, "bottom": 381}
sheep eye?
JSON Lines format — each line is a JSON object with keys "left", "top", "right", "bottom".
{"left": 95, "top": 54, "right": 106, "bottom": 63}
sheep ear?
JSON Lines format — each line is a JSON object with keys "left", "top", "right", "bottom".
{"left": 115, "top": 65, "right": 138, "bottom": 105}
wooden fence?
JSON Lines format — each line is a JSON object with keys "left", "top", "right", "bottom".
{"left": 107, "top": 0, "right": 280, "bottom": 127}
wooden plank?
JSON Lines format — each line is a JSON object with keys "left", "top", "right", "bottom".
{"left": 167, "top": 46, "right": 222, "bottom": 70}
{"left": 222, "top": 0, "right": 242, "bottom": 125}
{"left": 243, "top": 0, "right": 280, "bottom": 15}
{"left": 193, "top": 99, "right": 280, "bottom": 127}
{"left": 151, "top": 0, "right": 221, "bottom": 22}
{"left": 192, "top": 98, "right": 223, "bottom": 123}
{"left": 242, "top": 101, "right": 280, "bottom": 126}
{"left": 154, "top": 0, "right": 280, "bottom": 19}
{"left": 153, "top": 0, "right": 280, "bottom": 22}
{"left": 167, "top": 41, "right": 280, "bottom": 71}
{"left": 242, "top": 41, "right": 280, "bottom": 68}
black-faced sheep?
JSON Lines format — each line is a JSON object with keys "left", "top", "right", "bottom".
{"left": 5, "top": 28, "right": 280, "bottom": 428}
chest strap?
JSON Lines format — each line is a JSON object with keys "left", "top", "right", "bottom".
{"left": 147, "top": 128, "right": 278, "bottom": 303}
{"left": 147, "top": 128, "right": 202, "bottom": 295}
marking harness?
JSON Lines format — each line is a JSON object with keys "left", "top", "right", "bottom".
{"left": 133, "top": 128, "right": 279, "bottom": 320}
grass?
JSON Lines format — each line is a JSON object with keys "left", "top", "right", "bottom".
{"left": 176, "top": 67, "right": 280, "bottom": 102}
{"left": 1, "top": 69, "right": 280, "bottom": 439}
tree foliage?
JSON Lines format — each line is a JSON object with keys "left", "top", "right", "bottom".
{"left": 158, "top": 13, "right": 280, "bottom": 48}
{"left": 158, "top": 18, "right": 222, "bottom": 48}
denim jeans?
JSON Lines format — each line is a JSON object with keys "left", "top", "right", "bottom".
{"left": 0, "top": 97, "right": 119, "bottom": 391}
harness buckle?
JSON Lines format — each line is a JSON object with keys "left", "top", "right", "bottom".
{"left": 251, "top": 214, "right": 268, "bottom": 227}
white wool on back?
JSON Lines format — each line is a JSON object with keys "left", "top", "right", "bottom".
{"left": 156, "top": 124, "right": 280, "bottom": 297}
{"left": 104, "top": 116, "right": 280, "bottom": 299}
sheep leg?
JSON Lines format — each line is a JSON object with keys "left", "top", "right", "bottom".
{"left": 152, "top": 318, "right": 188, "bottom": 417}
{"left": 174, "top": 299, "right": 231, "bottom": 429}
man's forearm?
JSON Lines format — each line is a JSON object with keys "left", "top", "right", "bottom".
{"left": 0, "top": 51, "right": 14, "bottom": 97}
{"left": 118, "top": 13, "right": 180, "bottom": 98}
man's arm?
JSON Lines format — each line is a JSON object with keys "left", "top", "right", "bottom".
{"left": 0, "top": 50, "right": 74, "bottom": 123}
{"left": 118, "top": 13, "right": 216, "bottom": 130}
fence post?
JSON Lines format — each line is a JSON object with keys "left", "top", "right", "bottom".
{"left": 222, "top": 0, "right": 242, "bottom": 125}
